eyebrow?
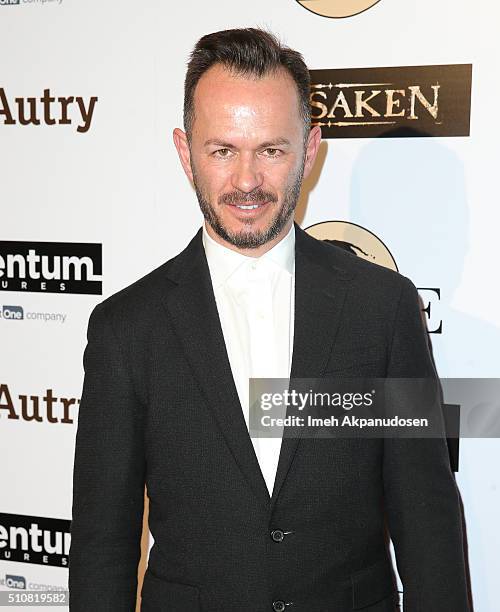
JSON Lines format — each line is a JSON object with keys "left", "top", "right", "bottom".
{"left": 203, "top": 137, "right": 292, "bottom": 148}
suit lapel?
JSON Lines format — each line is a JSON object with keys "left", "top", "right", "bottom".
{"left": 269, "top": 223, "right": 354, "bottom": 510}
{"left": 160, "top": 223, "right": 354, "bottom": 513}
{"left": 161, "top": 228, "right": 271, "bottom": 510}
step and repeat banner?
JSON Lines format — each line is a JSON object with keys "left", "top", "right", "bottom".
{"left": 1, "top": 1, "right": 499, "bottom": 610}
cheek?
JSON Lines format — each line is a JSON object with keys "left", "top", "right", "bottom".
{"left": 264, "top": 162, "right": 301, "bottom": 192}
{"left": 195, "top": 162, "right": 230, "bottom": 194}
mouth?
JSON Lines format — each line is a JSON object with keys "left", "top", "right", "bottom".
{"left": 227, "top": 201, "right": 270, "bottom": 215}
{"left": 234, "top": 203, "right": 261, "bottom": 210}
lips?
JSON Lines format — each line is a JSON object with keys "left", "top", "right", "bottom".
{"left": 227, "top": 201, "right": 269, "bottom": 213}
{"left": 230, "top": 202, "right": 267, "bottom": 209}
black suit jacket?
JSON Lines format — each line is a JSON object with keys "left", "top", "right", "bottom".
{"left": 69, "top": 222, "right": 469, "bottom": 612}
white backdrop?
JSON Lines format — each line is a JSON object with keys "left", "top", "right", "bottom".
{"left": 1, "top": 1, "right": 499, "bottom": 610}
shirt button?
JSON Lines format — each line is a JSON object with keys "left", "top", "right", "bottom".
{"left": 272, "top": 601, "right": 286, "bottom": 612}
{"left": 270, "top": 529, "right": 285, "bottom": 543}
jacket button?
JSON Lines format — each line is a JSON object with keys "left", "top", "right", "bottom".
{"left": 270, "top": 529, "right": 285, "bottom": 542}
{"left": 272, "top": 601, "right": 286, "bottom": 612}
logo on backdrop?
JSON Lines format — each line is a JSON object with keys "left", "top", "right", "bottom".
{"left": 0, "top": 241, "right": 102, "bottom": 294}
{"left": 0, "top": 383, "right": 79, "bottom": 424}
{"left": 0, "top": 88, "right": 97, "bottom": 133}
{"left": 0, "top": 304, "right": 67, "bottom": 323}
{"left": 3, "top": 575, "right": 25, "bottom": 589}
{"left": 0, "top": 0, "right": 64, "bottom": 8}
{"left": 309, "top": 64, "right": 472, "bottom": 138}
{"left": 305, "top": 221, "right": 442, "bottom": 334}
{"left": 296, "top": 0, "right": 381, "bottom": 18}
{"left": 1, "top": 574, "right": 66, "bottom": 592}
{"left": 0, "top": 305, "right": 24, "bottom": 320}
{"left": 306, "top": 220, "right": 397, "bottom": 270}
{"left": 0, "top": 513, "right": 70, "bottom": 567}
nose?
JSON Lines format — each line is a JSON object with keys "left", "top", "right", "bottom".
{"left": 231, "top": 152, "right": 264, "bottom": 194}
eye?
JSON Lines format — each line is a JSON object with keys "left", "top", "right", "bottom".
{"left": 263, "top": 148, "right": 281, "bottom": 157}
{"left": 213, "top": 148, "right": 232, "bottom": 158}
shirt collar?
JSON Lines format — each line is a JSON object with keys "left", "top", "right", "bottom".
{"left": 202, "top": 221, "right": 295, "bottom": 289}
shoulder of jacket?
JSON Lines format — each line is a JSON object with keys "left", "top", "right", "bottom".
{"left": 90, "top": 251, "right": 182, "bottom": 323}
{"left": 317, "top": 237, "right": 411, "bottom": 294}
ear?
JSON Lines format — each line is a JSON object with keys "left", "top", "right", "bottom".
{"left": 173, "top": 127, "right": 194, "bottom": 182}
{"left": 303, "top": 125, "right": 322, "bottom": 181}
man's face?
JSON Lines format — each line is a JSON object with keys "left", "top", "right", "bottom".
{"left": 174, "top": 63, "right": 321, "bottom": 252}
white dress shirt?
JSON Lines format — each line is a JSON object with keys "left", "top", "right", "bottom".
{"left": 202, "top": 221, "right": 295, "bottom": 496}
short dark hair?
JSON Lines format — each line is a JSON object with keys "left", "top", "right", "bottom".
{"left": 183, "top": 27, "right": 311, "bottom": 141}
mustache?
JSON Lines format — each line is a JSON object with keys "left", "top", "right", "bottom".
{"left": 218, "top": 189, "right": 278, "bottom": 206}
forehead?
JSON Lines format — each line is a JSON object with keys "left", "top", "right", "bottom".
{"left": 192, "top": 63, "right": 302, "bottom": 139}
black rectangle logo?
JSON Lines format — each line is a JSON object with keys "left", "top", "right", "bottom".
{"left": 309, "top": 64, "right": 472, "bottom": 138}
{"left": 0, "top": 241, "right": 102, "bottom": 295}
{"left": 0, "top": 512, "right": 70, "bottom": 568}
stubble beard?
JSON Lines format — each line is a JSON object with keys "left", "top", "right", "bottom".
{"left": 192, "top": 161, "right": 305, "bottom": 250}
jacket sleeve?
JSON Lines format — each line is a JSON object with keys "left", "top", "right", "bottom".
{"left": 383, "top": 276, "right": 470, "bottom": 612}
{"left": 69, "top": 302, "right": 146, "bottom": 611}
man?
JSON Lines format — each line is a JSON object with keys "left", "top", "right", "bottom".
{"left": 69, "top": 28, "right": 470, "bottom": 612}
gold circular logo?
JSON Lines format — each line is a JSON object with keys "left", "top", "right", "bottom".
{"left": 305, "top": 220, "right": 398, "bottom": 271}
{"left": 296, "top": 0, "right": 382, "bottom": 19}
